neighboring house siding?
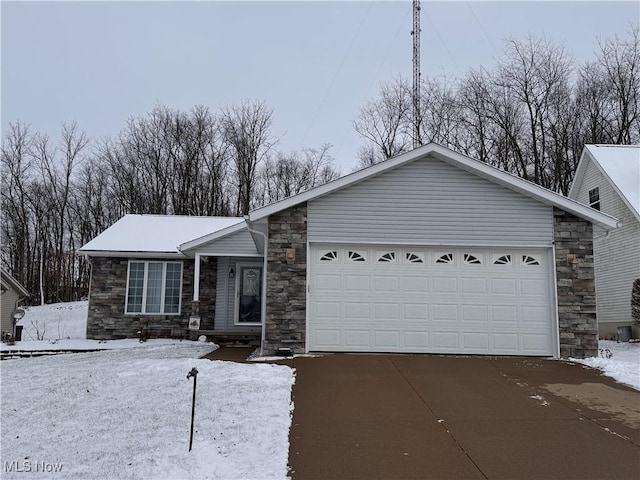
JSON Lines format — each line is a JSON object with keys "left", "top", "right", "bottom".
{"left": 572, "top": 160, "right": 640, "bottom": 335}
{"left": 214, "top": 257, "right": 262, "bottom": 333}
{"left": 192, "top": 229, "right": 260, "bottom": 255}
{"left": 308, "top": 157, "right": 554, "bottom": 246}
{"left": 1, "top": 287, "right": 20, "bottom": 336}
{"left": 87, "top": 257, "right": 217, "bottom": 339}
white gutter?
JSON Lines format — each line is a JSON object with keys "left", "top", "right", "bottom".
{"left": 244, "top": 216, "right": 267, "bottom": 357}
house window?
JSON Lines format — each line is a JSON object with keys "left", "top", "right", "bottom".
{"left": 588, "top": 187, "right": 600, "bottom": 210}
{"left": 126, "top": 261, "right": 182, "bottom": 314}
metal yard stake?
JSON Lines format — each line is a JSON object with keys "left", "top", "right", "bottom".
{"left": 187, "top": 367, "right": 198, "bottom": 452}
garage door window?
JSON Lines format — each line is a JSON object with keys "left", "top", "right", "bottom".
{"left": 494, "top": 254, "right": 512, "bottom": 265}
{"left": 348, "top": 251, "right": 366, "bottom": 262}
{"left": 405, "top": 252, "right": 425, "bottom": 263}
{"left": 463, "top": 254, "right": 482, "bottom": 265}
{"left": 436, "top": 253, "right": 454, "bottom": 264}
{"left": 320, "top": 251, "right": 338, "bottom": 261}
{"left": 522, "top": 255, "right": 540, "bottom": 266}
{"left": 377, "top": 252, "right": 396, "bottom": 263}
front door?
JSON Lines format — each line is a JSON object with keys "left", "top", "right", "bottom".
{"left": 236, "top": 263, "right": 262, "bottom": 325}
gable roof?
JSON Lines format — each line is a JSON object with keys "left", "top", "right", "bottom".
{"left": 569, "top": 144, "right": 640, "bottom": 222}
{"left": 79, "top": 214, "right": 244, "bottom": 257}
{"left": 249, "top": 143, "right": 619, "bottom": 230}
{"left": 1, "top": 268, "right": 29, "bottom": 297}
{"left": 178, "top": 220, "right": 250, "bottom": 252}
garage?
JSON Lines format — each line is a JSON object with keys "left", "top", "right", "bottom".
{"left": 309, "top": 244, "right": 556, "bottom": 356}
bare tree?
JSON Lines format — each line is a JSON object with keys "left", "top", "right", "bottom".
{"left": 260, "top": 143, "right": 340, "bottom": 203}
{"left": 221, "top": 100, "right": 275, "bottom": 215}
{"left": 353, "top": 76, "right": 412, "bottom": 168}
{"left": 578, "top": 26, "right": 640, "bottom": 144}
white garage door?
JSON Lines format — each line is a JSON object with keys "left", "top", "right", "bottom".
{"left": 309, "top": 245, "right": 555, "bottom": 356}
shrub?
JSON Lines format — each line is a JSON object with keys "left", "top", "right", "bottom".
{"left": 632, "top": 278, "right": 640, "bottom": 325}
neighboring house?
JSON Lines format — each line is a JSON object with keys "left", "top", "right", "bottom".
{"left": 1, "top": 268, "right": 29, "bottom": 338}
{"left": 568, "top": 144, "right": 640, "bottom": 338}
{"left": 80, "top": 143, "right": 618, "bottom": 358}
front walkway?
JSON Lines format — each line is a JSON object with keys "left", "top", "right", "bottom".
{"left": 283, "top": 354, "right": 640, "bottom": 480}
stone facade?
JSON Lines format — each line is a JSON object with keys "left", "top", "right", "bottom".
{"left": 553, "top": 207, "right": 598, "bottom": 358}
{"left": 264, "top": 203, "right": 308, "bottom": 354}
{"left": 86, "top": 257, "right": 216, "bottom": 340}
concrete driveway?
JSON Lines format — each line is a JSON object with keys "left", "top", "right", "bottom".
{"left": 283, "top": 354, "right": 640, "bottom": 480}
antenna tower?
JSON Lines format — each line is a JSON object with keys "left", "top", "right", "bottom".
{"left": 411, "top": 0, "right": 421, "bottom": 149}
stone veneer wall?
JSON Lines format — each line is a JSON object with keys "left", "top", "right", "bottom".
{"left": 264, "top": 203, "right": 308, "bottom": 354}
{"left": 554, "top": 207, "right": 597, "bottom": 358}
{"left": 86, "top": 257, "right": 216, "bottom": 340}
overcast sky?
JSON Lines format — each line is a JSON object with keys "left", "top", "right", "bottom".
{"left": 2, "top": 1, "right": 639, "bottom": 171}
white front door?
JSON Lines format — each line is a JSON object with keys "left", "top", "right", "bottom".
{"left": 235, "top": 263, "right": 262, "bottom": 325}
{"left": 309, "top": 245, "right": 555, "bottom": 356}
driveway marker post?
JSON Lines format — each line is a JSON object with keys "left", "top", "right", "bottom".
{"left": 187, "top": 367, "right": 198, "bottom": 452}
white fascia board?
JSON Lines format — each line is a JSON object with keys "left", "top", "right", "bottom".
{"left": 179, "top": 221, "right": 248, "bottom": 252}
{"left": 1, "top": 269, "right": 29, "bottom": 297}
{"left": 248, "top": 144, "right": 436, "bottom": 221}
{"left": 80, "top": 251, "right": 187, "bottom": 259}
{"left": 567, "top": 148, "right": 590, "bottom": 200}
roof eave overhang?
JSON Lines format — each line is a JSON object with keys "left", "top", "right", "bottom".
{"left": 578, "top": 145, "right": 640, "bottom": 223}
{"left": 1, "top": 270, "right": 29, "bottom": 297}
{"left": 178, "top": 221, "right": 247, "bottom": 252}
{"left": 79, "top": 250, "right": 186, "bottom": 259}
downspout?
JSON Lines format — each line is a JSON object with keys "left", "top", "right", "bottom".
{"left": 244, "top": 216, "right": 268, "bottom": 357}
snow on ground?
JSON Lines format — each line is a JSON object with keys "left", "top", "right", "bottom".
{"left": 16, "top": 301, "right": 88, "bottom": 341}
{"left": 1, "top": 343, "right": 295, "bottom": 479}
{"left": 3, "top": 301, "right": 206, "bottom": 353}
{"left": 570, "top": 340, "right": 640, "bottom": 390}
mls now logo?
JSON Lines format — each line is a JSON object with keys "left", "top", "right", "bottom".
{"left": 4, "top": 460, "right": 64, "bottom": 473}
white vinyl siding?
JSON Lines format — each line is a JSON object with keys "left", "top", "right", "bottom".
{"left": 192, "top": 229, "right": 259, "bottom": 255}
{"left": 125, "top": 261, "right": 182, "bottom": 314}
{"left": 308, "top": 157, "right": 554, "bottom": 246}
{"left": 572, "top": 159, "right": 640, "bottom": 326}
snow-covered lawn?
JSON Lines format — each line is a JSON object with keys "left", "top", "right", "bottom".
{"left": 570, "top": 340, "right": 640, "bottom": 391}
{"left": 1, "top": 343, "right": 295, "bottom": 479}
{"left": 16, "top": 301, "right": 88, "bottom": 341}
{"left": 2, "top": 301, "right": 296, "bottom": 479}
{"left": 3, "top": 301, "right": 207, "bottom": 353}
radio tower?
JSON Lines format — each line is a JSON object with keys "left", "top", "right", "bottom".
{"left": 411, "top": 0, "right": 421, "bottom": 149}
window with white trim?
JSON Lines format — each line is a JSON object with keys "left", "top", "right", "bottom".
{"left": 126, "top": 261, "right": 182, "bottom": 314}
{"left": 522, "top": 255, "right": 540, "bottom": 266}
{"left": 377, "top": 251, "right": 396, "bottom": 263}
{"left": 405, "top": 252, "right": 425, "bottom": 264}
{"left": 436, "top": 253, "right": 454, "bottom": 264}
{"left": 348, "top": 251, "right": 366, "bottom": 262}
{"left": 494, "top": 254, "right": 512, "bottom": 265}
{"left": 588, "top": 187, "right": 600, "bottom": 211}
{"left": 320, "top": 251, "right": 338, "bottom": 261}
{"left": 463, "top": 254, "right": 482, "bottom": 265}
